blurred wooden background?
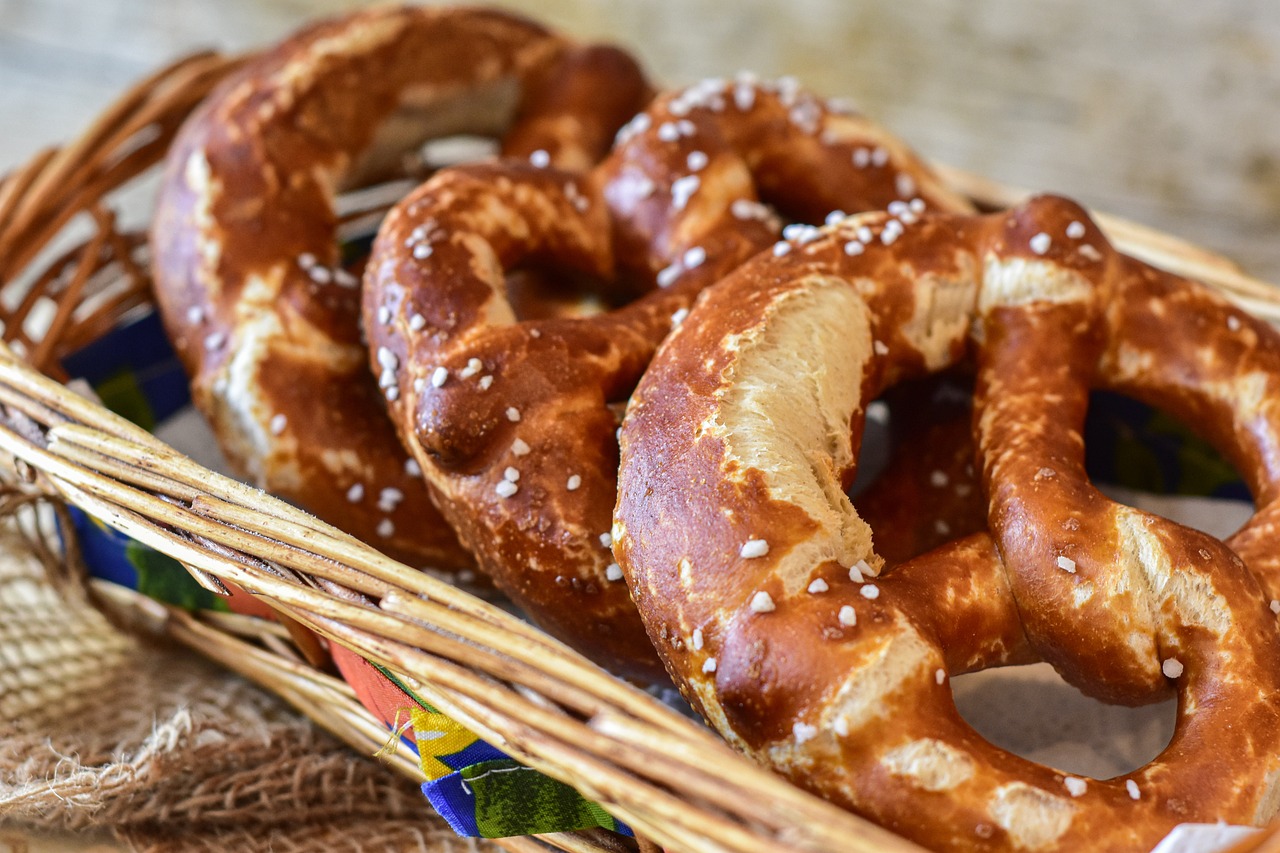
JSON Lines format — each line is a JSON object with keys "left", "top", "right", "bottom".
{"left": 3, "top": 0, "right": 1280, "bottom": 280}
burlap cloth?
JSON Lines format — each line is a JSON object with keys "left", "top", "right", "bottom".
{"left": 0, "top": 516, "right": 490, "bottom": 853}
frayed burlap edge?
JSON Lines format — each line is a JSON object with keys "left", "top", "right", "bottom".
{"left": 0, "top": 513, "right": 492, "bottom": 852}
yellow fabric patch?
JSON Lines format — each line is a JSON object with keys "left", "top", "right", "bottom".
{"left": 410, "top": 705, "right": 481, "bottom": 779}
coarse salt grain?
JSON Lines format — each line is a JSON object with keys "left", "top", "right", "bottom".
{"left": 838, "top": 605, "right": 857, "bottom": 627}
{"left": 1064, "top": 777, "right": 1088, "bottom": 798}
{"left": 1030, "top": 232, "right": 1052, "bottom": 255}
{"left": 671, "top": 175, "right": 700, "bottom": 210}
{"left": 687, "top": 150, "right": 709, "bottom": 171}
{"left": 880, "top": 220, "right": 903, "bottom": 245}
{"left": 606, "top": 563, "right": 624, "bottom": 582}
{"left": 503, "top": 467, "right": 520, "bottom": 482}
{"left": 731, "top": 198, "right": 770, "bottom": 220}
{"left": 1126, "top": 780, "right": 1141, "bottom": 800}
{"left": 1057, "top": 555, "right": 1077, "bottom": 573}
{"left": 346, "top": 483, "right": 364, "bottom": 503}
{"left": 378, "top": 487, "right": 404, "bottom": 511}
{"left": 599, "top": 532, "right": 613, "bottom": 548}
{"left": 529, "top": 149, "right": 550, "bottom": 168}
{"left": 1066, "top": 221, "right": 1086, "bottom": 239}
{"left": 1271, "top": 600, "right": 1280, "bottom": 614}
{"left": 495, "top": 480, "right": 518, "bottom": 498}
{"left": 860, "top": 584, "right": 880, "bottom": 600}
{"left": 511, "top": 438, "right": 531, "bottom": 456}
{"left": 808, "top": 578, "right": 829, "bottom": 594}
{"left": 935, "top": 668, "right": 946, "bottom": 685}
{"left": 431, "top": 366, "right": 449, "bottom": 388}
{"left": 1162, "top": 658, "right": 1184, "bottom": 679}
{"left": 566, "top": 474, "right": 582, "bottom": 490}
{"left": 750, "top": 591, "right": 776, "bottom": 613}
{"left": 671, "top": 308, "right": 689, "bottom": 326}
{"left": 692, "top": 627, "right": 704, "bottom": 650}
{"left": 740, "top": 538, "right": 770, "bottom": 558}
{"left": 702, "top": 657, "right": 717, "bottom": 673}
{"left": 506, "top": 407, "right": 521, "bottom": 422}
{"left": 793, "top": 722, "right": 817, "bottom": 743}
{"left": 269, "top": 414, "right": 287, "bottom": 435}
{"left": 377, "top": 519, "right": 395, "bottom": 538}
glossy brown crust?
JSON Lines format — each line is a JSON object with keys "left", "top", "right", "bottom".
{"left": 363, "top": 76, "right": 971, "bottom": 680}
{"left": 615, "top": 195, "right": 1280, "bottom": 851}
{"left": 149, "top": 6, "right": 647, "bottom": 569}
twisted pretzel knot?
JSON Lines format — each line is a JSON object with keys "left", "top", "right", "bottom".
{"left": 363, "top": 76, "right": 970, "bottom": 678}
{"left": 614, "top": 195, "right": 1280, "bottom": 850}
{"left": 150, "top": 5, "right": 649, "bottom": 570}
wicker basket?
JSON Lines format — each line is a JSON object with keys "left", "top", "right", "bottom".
{"left": 4, "top": 49, "right": 1280, "bottom": 853}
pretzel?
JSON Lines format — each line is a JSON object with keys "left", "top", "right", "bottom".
{"left": 150, "top": 5, "right": 648, "bottom": 569}
{"left": 614, "top": 195, "right": 1280, "bottom": 850}
{"left": 363, "top": 76, "right": 971, "bottom": 678}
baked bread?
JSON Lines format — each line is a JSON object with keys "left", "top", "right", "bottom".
{"left": 615, "top": 195, "right": 1280, "bottom": 850}
{"left": 150, "top": 5, "right": 648, "bottom": 569}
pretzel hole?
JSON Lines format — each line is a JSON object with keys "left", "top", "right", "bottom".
{"left": 951, "top": 663, "right": 1176, "bottom": 779}
{"left": 849, "top": 375, "right": 988, "bottom": 565}
{"left": 341, "top": 80, "right": 521, "bottom": 190}
{"left": 418, "top": 134, "right": 501, "bottom": 171}
{"left": 503, "top": 266, "right": 628, "bottom": 321}
{"left": 1083, "top": 391, "right": 1254, "bottom": 533}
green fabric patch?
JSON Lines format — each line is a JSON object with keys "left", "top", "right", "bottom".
{"left": 462, "top": 759, "right": 620, "bottom": 837}
{"left": 94, "top": 369, "right": 156, "bottom": 430}
{"left": 126, "top": 540, "right": 228, "bottom": 612}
